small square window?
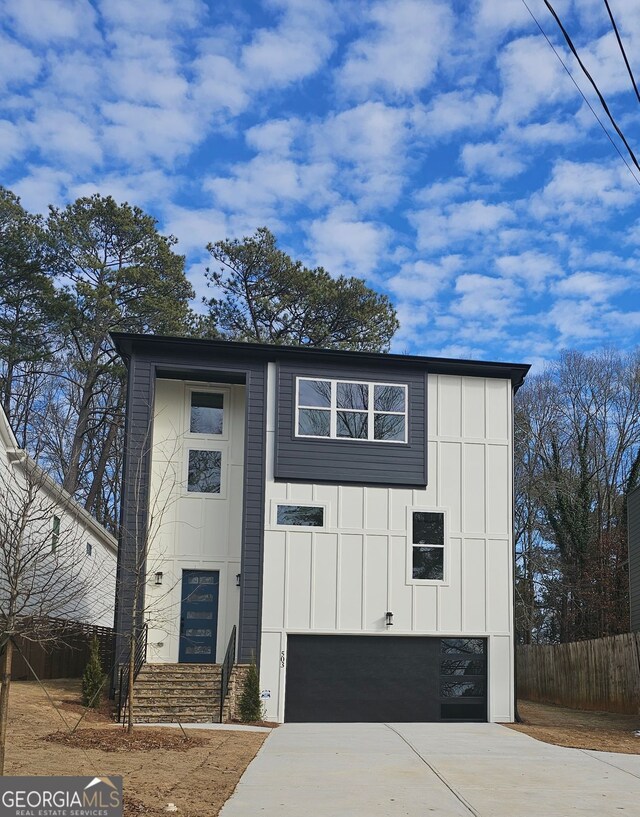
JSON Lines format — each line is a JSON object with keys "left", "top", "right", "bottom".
{"left": 374, "top": 384, "right": 405, "bottom": 412}
{"left": 337, "top": 411, "right": 368, "bottom": 439}
{"left": 190, "top": 392, "right": 224, "bottom": 434}
{"left": 188, "top": 449, "right": 222, "bottom": 493}
{"left": 86, "top": 542, "right": 92, "bottom": 556}
{"left": 298, "top": 379, "right": 331, "bottom": 408}
{"left": 298, "top": 408, "right": 331, "bottom": 437}
{"left": 413, "top": 512, "right": 444, "bottom": 545}
{"left": 276, "top": 505, "right": 324, "bottom": 526}
{"left": 337, "top": 381, "right": 368, "bottom": 410}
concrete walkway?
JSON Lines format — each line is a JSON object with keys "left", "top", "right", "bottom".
{"left": 220, "top": 723, "right": 640, "bottom": 816}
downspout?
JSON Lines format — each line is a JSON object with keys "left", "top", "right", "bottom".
{"left": 512, "top": 376, "right": 523, "bottom": 723}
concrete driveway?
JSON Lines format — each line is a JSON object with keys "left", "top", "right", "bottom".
{"left": 220, "top": 722, "right": 640, "bottom": 816}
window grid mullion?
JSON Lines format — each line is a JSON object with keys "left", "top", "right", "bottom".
{"left": 330, "top": 380, "right": 337, "bottom": 438}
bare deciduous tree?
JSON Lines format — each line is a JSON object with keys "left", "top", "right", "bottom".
{"left": 515, "top": 349, "right": 640, "bottom": 643}
{"left": 0, "top": 452, "right": 114, "bottom": 773}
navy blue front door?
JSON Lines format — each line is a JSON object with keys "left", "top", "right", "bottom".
{"left": 179, "top": 570, "right": 219, "bottom": 663}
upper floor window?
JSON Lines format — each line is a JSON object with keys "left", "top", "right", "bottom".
{"left": 296, "top": 378, "right": 407, "bottom": 443}
{"left": 190, "top": 391, "right": 224, "bottom": 435}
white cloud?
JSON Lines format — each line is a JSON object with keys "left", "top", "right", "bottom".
{"left": 312, "top": 102, "right": 416, "bottom": 208}
{"left": 420, "top": 91, "right": 498, "bottom": 138}
{"left": 411, "top": 199, "right": 515, "bottom": 251}
{"left": 98, "top": 0, "right": 205, "bottom": 34}
{"left": 461, "top": 141, "right": 526, "bottom": 179}
{"left": 530, "top": 160, "right": 638, "bottom": 222}
{"left": 553, "top": 271, "right": 629, "bottom": 301}
{"left": 387, "top": 255, "right": 463, "bottom": 300}
{"left": 495, "top": 250, "right": 563, "bottom": 292}
{"left": 0, "top": 119, "right": 24, "bottom": 169}
{"left": 70, "top": 170, "right": 178, "bottom": 210}
{"left": 451, "top": 273, "right": 520, "bottom": 321}
{"left": 101, "top": 102, "right": 201, "bottom": 164}
{"left": 106, "top": 37, "right": 190, "bottom": 108}
{"left": 241, "top": 0, "right": 337, "bottom": 89}
{"left": 497, "top": 35, "right": 574, "bottom": 124}
{"left": 26, "top": 109, "right": 102, "bottom": 168}
{"left": 162, "top": 205, "right": 229, "bottom": 257}
{"left": 306, "top": 206, "right": 392, "bottom": 278}
{"left": 0, "top": 33, "right": 41, "bottom": 90}
{"left": 245, "top": 118, "right": 302, "bottom": 155}
{"left": 205, "top": 155, "right": 335, "bottom": 220}
{"left": 337, "top": 0, "right": 452, "bottom": 98}
{"left": 192, "top": 53, "right": 250, "bottom": 117}
{"left": 472, "top": 0, "right": 531, "bottom": 39}
{"left": 2, "top": 0, "right": 99, "bottom": 44}
{"left": 547, "top": 298, "right": 606, "bottom": 342}
{"left": 11, "top": 166, "right": 74, "bottom": 213}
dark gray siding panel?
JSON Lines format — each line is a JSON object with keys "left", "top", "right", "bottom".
{"left": 629, "top": 488, "right": 640, "bottom": 631}
{"left": 274, "top": 361, "right": 427, "bottom": 487}
{"left": 113, "top": 356, "right": 156, "bottom": 673}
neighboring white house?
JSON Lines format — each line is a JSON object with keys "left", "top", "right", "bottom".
{"left": 0, "top": 406, "right": 117, "bottom": 628}
{"left": 113, "top": 333, "right": 529, "bottom": 724}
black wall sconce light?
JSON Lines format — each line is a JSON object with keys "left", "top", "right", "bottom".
{"left": 236, "top": 573, "right": 241, "bottom": 587}
{"left": 385, "top": 611, "right": 394, "bottom": 627}
{"left": 154, "top": 571, "right": 163, "bottom": 586}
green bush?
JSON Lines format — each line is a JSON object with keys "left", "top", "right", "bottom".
{"left": 81, "top": 636, "right": 106, "bottom": 708}
{"left": 238, "top": 660, "right": 262, "bottom": 722}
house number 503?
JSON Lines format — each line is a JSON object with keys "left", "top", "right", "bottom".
{"left": 280, "top": 651, "right": 285, "bottom": 668}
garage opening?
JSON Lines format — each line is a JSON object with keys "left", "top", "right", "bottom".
{"left": 284, "top": 635, "right": 487, "bottom": 723}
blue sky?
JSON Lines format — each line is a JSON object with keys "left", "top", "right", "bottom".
{"left": 1, "top": 0, "right": 640, "bottom": 366}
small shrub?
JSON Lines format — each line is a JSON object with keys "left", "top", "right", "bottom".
{"left": 82, "top": 636, "right": 106, "bottom": 708}
{"left": 238, "top": 660, "right": 262, "bottom": 722}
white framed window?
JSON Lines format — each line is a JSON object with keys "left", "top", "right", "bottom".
{"left": 295, "top": 378, "right": 407, "bottom": 443}
{"left": 185, "top": 448, "right": 225, "bottom": 496}
{"left": 408, "top": 508, "right": 446, "bottom": 583}
{"left": 270, "top": 500, "right": 327, "bottom": 528}
{"left": 186, "top": 386, "right": 229, "bottom": 439}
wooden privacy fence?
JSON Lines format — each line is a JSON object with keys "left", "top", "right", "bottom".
{"left": 517, "top": 632, "right": 640, "bottom": 714}
{"left": 9, "top": 617, "right": 114, "bottom": 681}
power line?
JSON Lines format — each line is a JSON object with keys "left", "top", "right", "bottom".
{"left": 542, "top": 0, "right": 640, "bottom": 173}
{"left": 602, "top": 0, "right": 640, "bottom": 105}
{"left": 520, "top": 0, "right": 640, "bottom": 188}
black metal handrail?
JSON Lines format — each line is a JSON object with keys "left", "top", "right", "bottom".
{"left": 117, "top": 623, "right": 148, "bottom": 724}
{"left": 219, "top": 625, "right": 237, "bottom": 723}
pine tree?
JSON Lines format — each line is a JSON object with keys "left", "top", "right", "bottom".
{"left": 238, "top": 660, "right": 262, "bottom": 722}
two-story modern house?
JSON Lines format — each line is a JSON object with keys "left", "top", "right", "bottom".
{"left": 112, "top": 333, "right": 529, "bottom": 723}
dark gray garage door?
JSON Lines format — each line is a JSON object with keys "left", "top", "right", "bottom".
{"left": 284, "top": 635, "right": 487, "bottom": 723}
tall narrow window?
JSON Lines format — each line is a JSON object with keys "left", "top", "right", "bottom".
{"left": 51, "top": 515, "right": 60, "bottom": 552}
{"left": 412, "top": 511, "right": 444, "bottom": 580}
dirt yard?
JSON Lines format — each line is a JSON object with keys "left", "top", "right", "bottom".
{"left": 506, "top": 699, "right": 640, "bottom": 754}
{"left": 4, "top": 680, "right": 268, "bottom": 816}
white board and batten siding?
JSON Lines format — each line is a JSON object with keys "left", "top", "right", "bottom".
{"left": 261, "top": 365, "right": 514, "bottom": 722}
{"left": 145, "top": 379, "right": 245, "bottom": 664}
